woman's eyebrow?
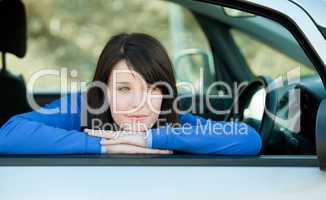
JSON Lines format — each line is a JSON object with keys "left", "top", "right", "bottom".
{"left": 116, "top": 81, "right": 131, "bottom": 84}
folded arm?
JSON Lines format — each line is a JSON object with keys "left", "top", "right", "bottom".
{"left": 0, "top": 94, "right": 101, "bottom": 154}
{"left": 148, "top": 113, "right": 262, "bottom": 155}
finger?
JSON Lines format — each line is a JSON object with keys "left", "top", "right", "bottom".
{"left": 101, "top": 135, "right": 146, "bottom": 147}
{"left": 84, "top": 129, "right": 116, "bottom": 139}
{"left": 104, "top": 144, "right": 173, "bottom": 154}
{"left": 132, "top": 146, "right": 173, "bottom": 154}
{"left": 101, "top": 139, "right": 123, "bottom": 145}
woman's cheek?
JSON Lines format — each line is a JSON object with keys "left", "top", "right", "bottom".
{"left": 114, "top": 93, "right": 133, "bottom": 111}
{"left": 109, "top": 94, "right": 131, "bottom": 123}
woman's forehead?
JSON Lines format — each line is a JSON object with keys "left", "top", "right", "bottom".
{"left": 108, "top": 60, "right": 146, "bottom": 83}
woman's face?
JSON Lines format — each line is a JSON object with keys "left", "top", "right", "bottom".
{"left": 107, "top": 59, "right": 163, "bottom": 132}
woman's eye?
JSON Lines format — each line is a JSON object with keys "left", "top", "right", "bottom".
{"left": 117, "top": 87, "right": 130, "bottom": 92}
{"left": 149, "top": 87, "right": 161, "bottom": 93}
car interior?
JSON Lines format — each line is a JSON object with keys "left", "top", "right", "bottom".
{"left": 1, "top": 0, "right": 325, "bottom": 158}
{"left": 0, "top": 0, "right": 30, "bottom": 126}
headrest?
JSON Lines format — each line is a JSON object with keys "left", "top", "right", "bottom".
{"left": 0, "top": 0, "right": 27, "bottom": 58}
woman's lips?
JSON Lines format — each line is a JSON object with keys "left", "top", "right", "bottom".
{"left": 127, "top": 115, "right": 149, "bottom": 120}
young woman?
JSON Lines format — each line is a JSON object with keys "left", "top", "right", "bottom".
{"left": 0, "top": 33, "right": 261, "bottom": 155}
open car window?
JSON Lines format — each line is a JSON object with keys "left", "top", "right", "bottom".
{"left": 1, "top": 0, "right": 326, "bottom": 168}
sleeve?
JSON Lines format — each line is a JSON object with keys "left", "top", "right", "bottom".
{"left": 147, "top": 113, "right": 262, "bottom": 155}
{"left": 0, "top": 93, "right": 101, "bottom": 154}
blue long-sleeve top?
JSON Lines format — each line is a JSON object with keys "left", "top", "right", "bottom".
{"left": 0, "top": 93, "right": 261, "bottom": 155}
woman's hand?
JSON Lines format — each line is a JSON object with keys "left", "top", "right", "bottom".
{"left": 84, "top": 129, "right": 147, "bottom": 147}
{"left": 84, "top": 129, "right": 173, "bottom": 154}
{"left": 102, "top": 144, "right": 172, "bottom": 154}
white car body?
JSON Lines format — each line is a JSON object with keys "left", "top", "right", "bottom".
{"left": 1, "top": 0, "right": 326, "bottom": 199}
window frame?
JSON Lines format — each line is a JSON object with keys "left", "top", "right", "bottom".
{"left": 1, "top": 0, "right": 325, "bottom": 170}
{"left": 0, "top": 154, "right": 319, "bottom": 167}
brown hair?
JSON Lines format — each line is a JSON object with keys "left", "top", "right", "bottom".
{"left": 83, "top": 33, "right": 179, "bottom": 130}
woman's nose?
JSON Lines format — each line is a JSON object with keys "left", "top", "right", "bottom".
{"left": 131, "top": 92, "right": 147, "bottom": 109}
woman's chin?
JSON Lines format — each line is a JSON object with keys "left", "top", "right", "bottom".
{"left": 119, "top": 122, "right": 150, "bottom": 132}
